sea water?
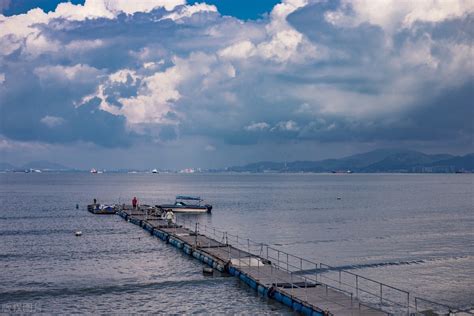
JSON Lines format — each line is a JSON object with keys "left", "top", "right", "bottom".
{"left": 0, "top": 173, "right": 472, "bottom": 313}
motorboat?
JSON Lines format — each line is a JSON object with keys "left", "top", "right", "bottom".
{"left": 87, "top": 204, "right": 116, "bottom": 214}
{"left": 157, "top": 195, "right": 212, "bottom": 213}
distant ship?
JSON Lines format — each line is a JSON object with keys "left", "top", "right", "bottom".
{"left": 152, "top": 169, "right": 158, "bottom": 174}
{"left": 90, "top": 168, "right": 98, "bottom": 174}
{"left": 331, "top": 170, "right": 352, "bottom": 174}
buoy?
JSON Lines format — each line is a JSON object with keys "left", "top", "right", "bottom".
{"left": 337, "top": 197, "right": 342, "bottom": 200}
{"left": 203, "top": 267, "right": 213, "bottom": 275}
{"left": 76, "top": 204, "right": 79, "bottom": 209}
{"left": 75, "top": 231, "right": 82, "bottom": 236}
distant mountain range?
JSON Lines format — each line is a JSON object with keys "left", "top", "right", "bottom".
{"left": 0, "top": 160, "right": 70, "bottom": 171}
{"left": 227, "top": 149, "right": 474, "bottom": 173}
{"left": 1, "top": 150, "right": 473, "bottom": 173}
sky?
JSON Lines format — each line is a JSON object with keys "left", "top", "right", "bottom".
{"left": 0, "top": 0, "right": 473, "bottom": 169}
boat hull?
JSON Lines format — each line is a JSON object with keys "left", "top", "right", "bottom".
{"left": 87, "top": 204, "right": 116, "bottom": 215}
{"left": 157, "top": 205, "right": 211, "bottom": 214}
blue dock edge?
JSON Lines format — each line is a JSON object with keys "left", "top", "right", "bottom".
{"left": 118, "top": 211, "right": 324, "bottom": 315}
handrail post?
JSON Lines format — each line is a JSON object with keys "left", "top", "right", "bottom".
{"left": 286, "top": 253, "right": 289, "bottom": 271}
{"left": 407, "top": 293, "right": 410, "bottom": 315}
{"left": 290, "top": 271, "right": 293, "bottom": 297}
{"left": 194, "top": 222, "right": 198, "bottom": 248}
{"left": 277, "top": 251, "right": 280, "bottom": 269}
{"left": 315, "top": 263, "right": 318, "bottom": 283}
{"left": 380, "top": 283, "right": 383, "bottom": 304}
{"left": 356, "top": 275, "right": 359, "bottom": 298}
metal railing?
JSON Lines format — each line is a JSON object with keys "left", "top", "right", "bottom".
{"left": 138, "top": 212, "right": 454, "bottom": 315}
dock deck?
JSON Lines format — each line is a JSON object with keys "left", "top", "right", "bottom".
{"left": 92, "top": 204, "right": 458, "bottom": 315}
{"left": 114, "top": 206, "right": 391, "bottom": 315}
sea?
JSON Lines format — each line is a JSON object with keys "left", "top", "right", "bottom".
{"left": 0, "top": 173, "right": 472, "bottom": 314}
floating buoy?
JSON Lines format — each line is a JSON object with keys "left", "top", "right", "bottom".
{"left": 337, "top": 197, "right": 342, "bottom": 200}
{"left": 203, "top": 267, "right": 213, "bottom": 275}
{"left": 76, "top": 204, "right": 79, "bottom": 209}
{"left": 75, "top": 231, "right": 82, "bottom": 236}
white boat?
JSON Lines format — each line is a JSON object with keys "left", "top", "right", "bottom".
{"left": 90, "top": 168, "right": 98, "bottom": 174}
{"left": 157, "top": 195, "right": 212, "bottom": 213}
{"left": 152, "top": 169, "right": 158, "bottom": 174}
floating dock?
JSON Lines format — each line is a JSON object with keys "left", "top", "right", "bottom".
{"left": 99, "top": 205, "right": 455, "bottom": 315}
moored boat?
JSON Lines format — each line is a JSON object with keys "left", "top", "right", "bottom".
{"left": 87, "top": 204, "right": 117, "bottom": 214}
{"left": 157, "top": 195, "right": 212, "bottom": 214}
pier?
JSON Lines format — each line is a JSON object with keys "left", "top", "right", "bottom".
{"left": 104, "top": 206, "right": 454, "bottom": 315}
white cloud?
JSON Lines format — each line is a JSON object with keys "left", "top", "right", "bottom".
{"left": 205, "top": 144, "right": 216, "bottom": 151}
{"left": 34, "top": 64, "right": 101, "bottom": 82}
{"left": 245, "top": 122, "right": 270, "bottom": 131}
{"left": 40, "top": 115, "right": 65, "bottom": 127}
{"left": 0, "top": 0, "right": 186, "bottom": 56}
{"left": 108, "top": 69, "right": 139, "bottom": 84}
{"left": 161, "top": 2, "right": 217, "bottom": 21}
{"left": 218, "top": 41, "right": 256, "bottom": 60}
{"left": 325, "top": 0, "right": 474, "bottom": 32}
{"left": 273, "top": 120, "right": 300, "bottom": 132}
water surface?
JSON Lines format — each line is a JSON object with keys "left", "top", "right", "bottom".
{"left": 0, "top": 173, "right": 472, "bottom": 313}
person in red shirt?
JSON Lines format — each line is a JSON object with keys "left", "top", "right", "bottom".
{"left": 132, "top": 197, "right": 138, "bottom": 209}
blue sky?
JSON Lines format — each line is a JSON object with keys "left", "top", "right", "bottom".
{"left": 0, "top": 0, "right": 473, "bottom": 169}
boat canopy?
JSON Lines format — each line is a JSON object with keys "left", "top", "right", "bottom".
{"left": 176, "top": 195, "right": 202, "bottom": 201}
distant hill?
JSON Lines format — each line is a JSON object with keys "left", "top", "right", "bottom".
{"left": 428, "top": 154, "right": 474, "bottom": 171}
{"left": 228, "top": 150, "right": 473, "bottom": 173}
{"left": 21, "top": 160, "right": 70, "bottom": 170}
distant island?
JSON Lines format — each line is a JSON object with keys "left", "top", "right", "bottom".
{"left": 1, "top": 149, "right": 473, "bottom": 173}
{"left": 226, "top": 149, "right": 474, "bottom": 173}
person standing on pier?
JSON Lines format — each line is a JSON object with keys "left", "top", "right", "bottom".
{"left": 132, "top": 196, "right": 138, "bottom": 209}
{"left": 165, "top": 209, "right": 175, "bottom": 226}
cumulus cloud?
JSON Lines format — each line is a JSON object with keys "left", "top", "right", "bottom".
{"left": 273, "top": 120, "right": 300, "bottom": 132}
{"left": 40, "top": 115, "right": 65, "bottom": 127}
{"left": 0, "top": 0, "right": 472, "bottom": 161}
{"left": 245, "top": 122, "right": 270, "bottom": 131}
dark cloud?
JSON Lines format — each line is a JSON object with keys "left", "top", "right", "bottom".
{"left": 0, "top": 0, "right": 473, "bottom": 168}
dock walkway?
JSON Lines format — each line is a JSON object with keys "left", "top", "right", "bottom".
{"left": 115, "top": 206, "right": 389, "bottom": 315}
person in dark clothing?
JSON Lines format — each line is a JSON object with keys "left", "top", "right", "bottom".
{"left": 132, "top": 197, "right": 138, "bottom": 209}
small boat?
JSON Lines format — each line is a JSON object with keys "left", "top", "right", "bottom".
{"left": 87, "top": 204, "right": 116, "bottom": 214}
{"left": 152, "top": 169, "right": 158, "bottom": 174}
{"left": 90, "top": 168, "right": 98, "bottom": 174}
{"left": 157, "top": 195, "right": 212, "bottom": 213}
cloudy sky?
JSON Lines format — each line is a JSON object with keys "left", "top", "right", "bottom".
{"left": 0, "top": 0, "right": 472, "bottom": 169}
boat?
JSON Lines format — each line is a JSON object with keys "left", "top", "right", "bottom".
{"left": 87, "top": 204, "right": 117, "bottom": 214}
{"left": 90, "top": 168, "right": 98, "bottom": 174}
{"left": 152, "top": 169, "right": 158, "bottom": 174}
{"left": 157, "top": 195, "right": 212, "bottom": 213}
